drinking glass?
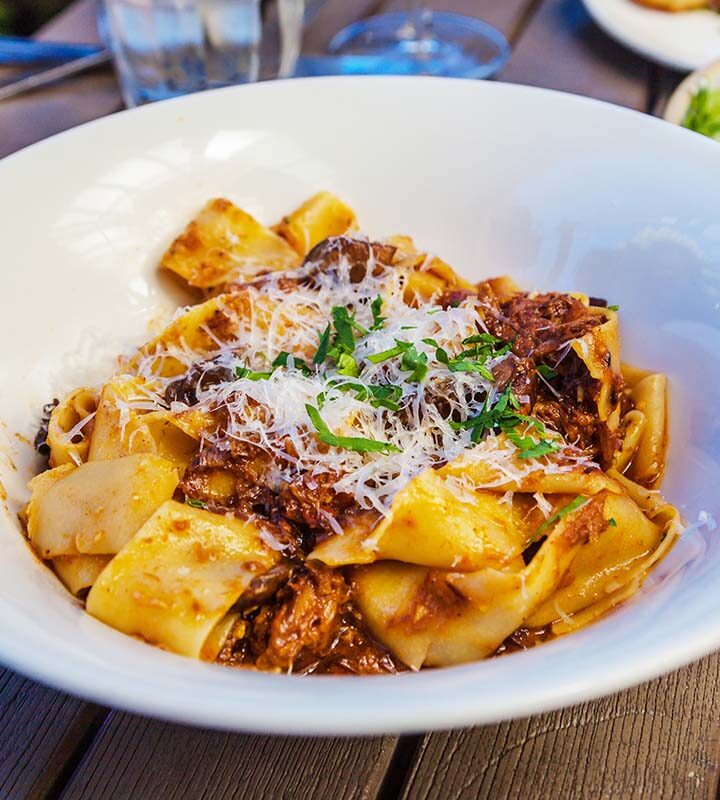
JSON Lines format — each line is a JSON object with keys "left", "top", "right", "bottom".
{"left": 327, "top": 1, "right": 509, "bottom": 79}
{"left": 99, "top": 0, "right": 305, "bottom": 107}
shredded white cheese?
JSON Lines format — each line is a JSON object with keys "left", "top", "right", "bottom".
{"left": 123, "top": 248, "right": 598, "bottom": 514}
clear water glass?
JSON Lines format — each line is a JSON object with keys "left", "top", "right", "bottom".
{"left": 99, "top": 0, "right": 304, "bottom": 107}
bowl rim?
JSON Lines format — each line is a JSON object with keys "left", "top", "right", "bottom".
{"left": 2, "top": 75, "right": 720, "bottom": 735}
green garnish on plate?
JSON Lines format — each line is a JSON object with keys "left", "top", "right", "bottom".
{"left": 682, "top": 84, "right": 720, "bottom": 141}
{"left": 305, "top": 404, "right": 401, "bottom": 454}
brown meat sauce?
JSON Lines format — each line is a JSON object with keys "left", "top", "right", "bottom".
{"left": 162, "top": 251, "right": 632, "bottom": 674}
{"left": 477, "top": 281, "right": 622, "bottom": 463}
{"left": 217, "top": 562, "right": 399, "bottom": 675}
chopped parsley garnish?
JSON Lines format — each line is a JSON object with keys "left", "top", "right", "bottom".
{"left": 422, "top": 338, "right": 494, "bottom": 382}
{"left": 318, "top": 381, "right": 403, "bottom": 411}
{"left": 367, "top": 340, "right": 410, "bottom": 364}
{"left": 305, "top": 404, "right": 400, "bottom": 454}
{"left": 185, "top": 497, "right": 207, "bottom": 509}
{"left": 531, "top": 496, "right": 589, "bottom": 542}
{"left": 461, "top": 332, "right": 513, "bottom": 359}
{"left": 314, "top": 323, "right": 331, "bottom": 364}
{"left": 607, "top": 304, "right": 619, "bottom": 312}
{"left": 235, "top": 365, "right": 273, "bottom": 381}
{"left": 608, "top": 517, "right": 617, "bottom": 527}
{"left": 370, "top": 295, "right": 385, "bottom": 330}
{"left": 367, "top": 384, "right": 403, "bottom": 410}
{"left": 537, "top": 364, "right": 558, "bottom": 380}
{"left": 506, "top": 429, "right": 560, "bottom": 459}
{"left": 332, "top": 306, "right": 366, "bottom": 348}
{"left": 272, "top": 351, "right": 312, "bottom": 375}
{"left": 314, "top": 306, "right": 368, "bottom": 375}
{"left": 336, "top": 352, "right": 360, "bottom": 377}
{"left": 314, "top": 305, "right": 368, "bottom": 370}
{"left": 452, "top": 386, "right": 560, "bottom": 458}
{"left": 330, "top": 307, "right": 356, "bottom": 354}
{"left": 399, "top": 345, "right": 428, "bottom": 382}
{"left": 682, "top": 84, "right": 720, "bottom": 141}
{"left": 366, "top": 339, "right": 427, "bottom": 382}
{"left": 462, "top": 333, "right": 502, "bottom": 345}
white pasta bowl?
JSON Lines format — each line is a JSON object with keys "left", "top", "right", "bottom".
{"left": 0, "top": 77, "right": 719, "bottom": 735}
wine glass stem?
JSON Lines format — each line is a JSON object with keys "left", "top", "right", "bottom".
{"left": 409, "top": 0, "right": 428, "bottom": 41}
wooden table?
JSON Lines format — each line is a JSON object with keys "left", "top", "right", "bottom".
{"left": 1, "top": 2, "right": 717, "bottom": 799}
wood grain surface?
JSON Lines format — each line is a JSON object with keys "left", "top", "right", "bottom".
{"left": 503, "top": 0, "right": 650, "bottom": 109}
{"left": 60, "top": 715, "right": 397, "bottom": 800}
{"left": 0, "top": 0, "right": 121, "bottom": 158}
{"left": 0, "top": 2, "right": 703, "bottom": 799}
{"left": 400, "top": 654, "right": 720, "bottom": 800}
{"left": 0, "top": 671, "right": 105, "bottom": 800}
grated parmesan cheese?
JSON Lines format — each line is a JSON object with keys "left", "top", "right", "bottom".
{"left": 121, "top": 247, "right": 599, "bottom": 514}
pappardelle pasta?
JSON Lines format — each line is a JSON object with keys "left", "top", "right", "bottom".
{"left": 24, "top": 191, "right": 681, "bottom": 674}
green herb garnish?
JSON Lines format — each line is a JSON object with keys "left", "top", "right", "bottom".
{"left": 235, "top": 365, "right": 273, "bottom": 381}
{"left": 272, "top": 351, "right": 312, "bottom": 375}
{"left": 325, "top": 380, "right": 403, "bottom": 411}
{"left": 422, "top": 338, "right": 494, "bottom": 381}
{"left": 367, "top": 384, "right": 403, "bottom": 410}
{"left": 531, "top": 496, "right": 589, "bottom": 542}
{"left": 316, "top": 306, "right": 368, "bottom": 372}
{"left": 336, "top": 352, "right": 360, "bottom": 378}
{"left": 370, "top": 295, "right": 385, "bottom": 330}
{"left": 452, "top": 386, "right": 560, "bottom": 457}
{"left": 607, "top": 305, "right": 619, "bottom": 312}
{"left": 186, "top": 497, "right": 207, "bottom": 509}
{"left": 399, "top": 345, "right": 428, "bottom": 382}
{"left": 367, "top": 341, "right": 410, "bottom": 364}
{"left": 305, "top": 404, "right": 400, "bottom": 453}
{"left": 365, "top": 339, "right": 427, "bottom": 382}
{"left": 537, "top": 364, "right": 558, "bottom": 380}
{"left": 461, "top": 333, "right": 513, "bottom": 359}
{"left": 682, "top": 84, "right": 720, "bottom": 141}
{"left": 331, "top": 306, "right": 359, "bottom": 352}
{"left": 506, "top": 429, "right": 560, "bottom": 459}
{"left": 608, "top": 517, "right": 617, "bottom": 527}
{"left": 314, "top": 323, "right": 331, "bottom": 364}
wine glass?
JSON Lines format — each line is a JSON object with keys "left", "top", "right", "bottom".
{"left": 326, "top": 1, "right": 510, "bottom": 79}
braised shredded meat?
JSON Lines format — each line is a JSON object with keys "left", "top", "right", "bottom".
{"left": 495, "top": 625, "right": 554, "bottom": 655}
{"left": 165, "top": 360, "right": 234, "bottom": 406}
{"left": 479, "top": 288, "right": 602, "bottom": 358}
{"left": 178, "top": 441, "right": 356, "bottom": 555}
{"left": 167, "top": 253, "right": 631, "bottom": 673}
{"left": 217, "top": 562, "right": 400, "bottom": 675}
{"left": 303, "top": 236, "right": 397, "bottom": 283}
{"left": 477, "top": 281, "right": 622, "bottom": 463}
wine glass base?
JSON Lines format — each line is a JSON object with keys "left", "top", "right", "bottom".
{"left": 327, "top": 11, "right": 510, "bottom": 79}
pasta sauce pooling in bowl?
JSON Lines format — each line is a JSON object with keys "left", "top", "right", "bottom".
{"left": 23, "top": 192, "right": 681, "bottom": 674}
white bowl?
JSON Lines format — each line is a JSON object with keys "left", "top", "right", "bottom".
{"left": 583, "top": 0, "right": 720, "bottom": 72}
{"left": 1, "top": 77, "right": 719, "bottom": 735}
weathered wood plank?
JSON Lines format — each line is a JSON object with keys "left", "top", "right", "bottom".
{"left": 503, "top": 0, "right": 649, "bottom": 109}
{"left": 60, "top": 712, "right": 397, "bottom": 800}
{"left": 400, "top": 653, "right": 720, "bottom": 800}
{"left": 650, "top": 65, "right": 684, "bottom": 119}
{"left": 0, "top": 670, "right": 105, "bottom": 800}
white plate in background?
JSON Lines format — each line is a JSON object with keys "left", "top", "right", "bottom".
{"left": 584, "top": 0, "right": 720, "bottom": 72}
{"left": 1, "top": 77, "right": 719, "bottom": 734}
